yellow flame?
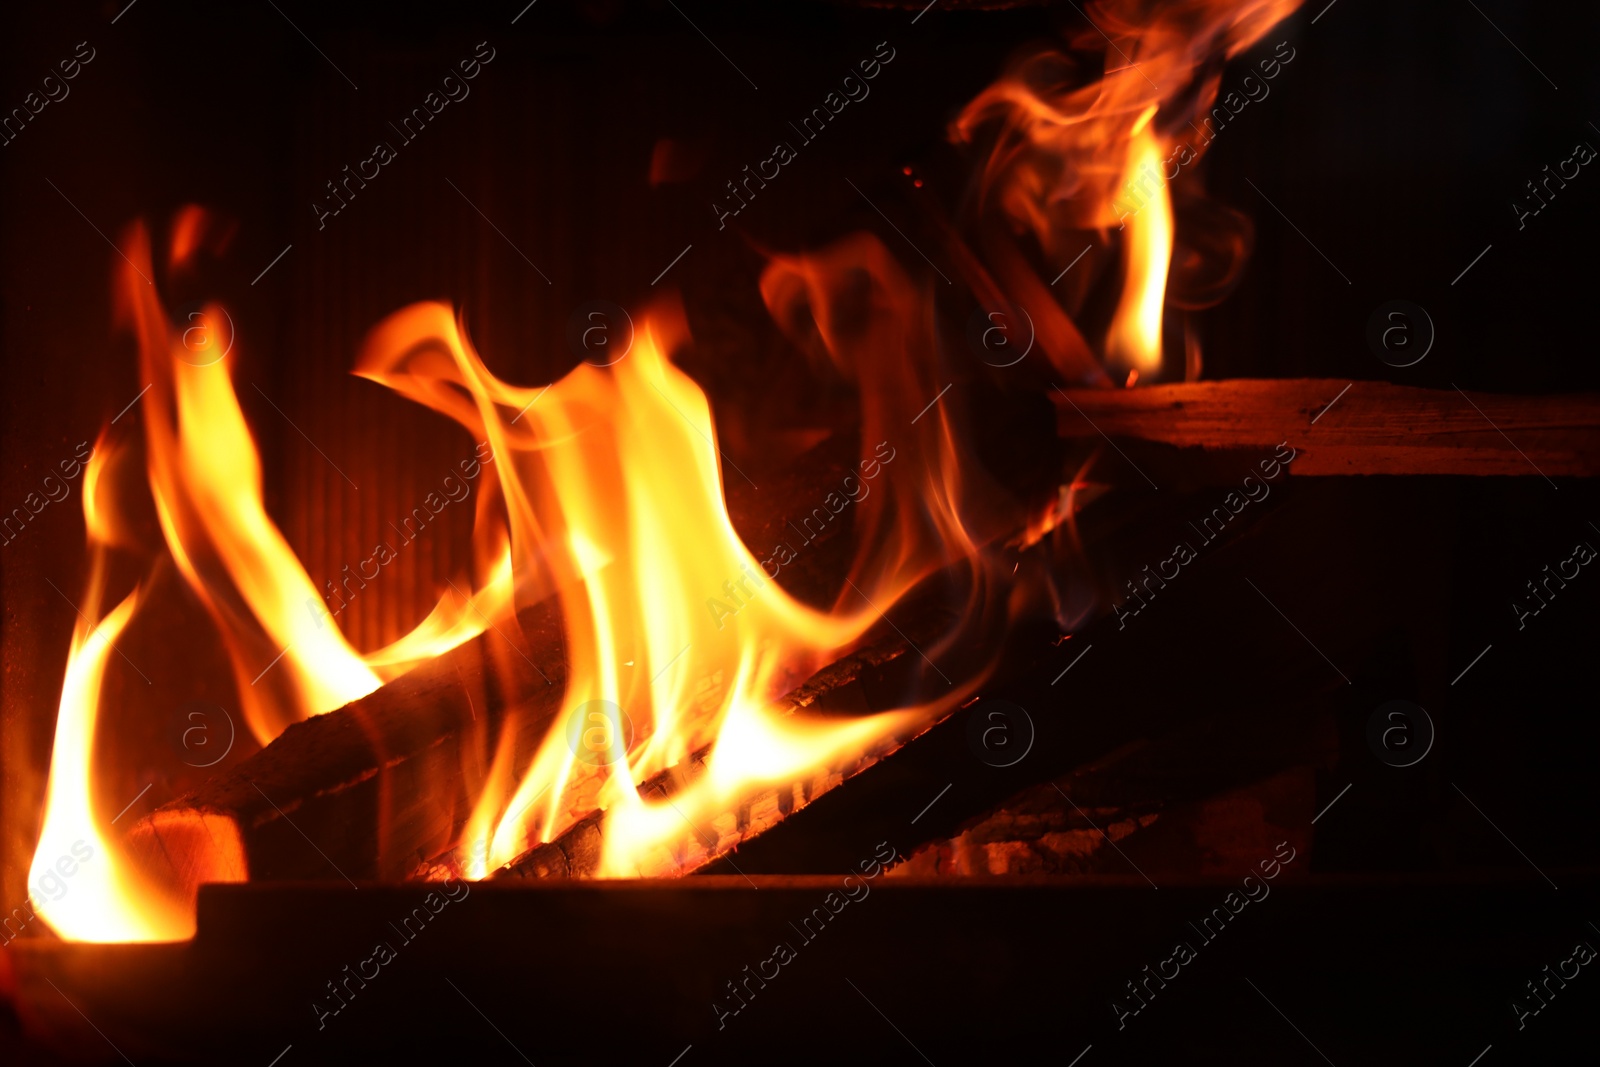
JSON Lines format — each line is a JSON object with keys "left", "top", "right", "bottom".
{"left": 358, "top": 305, "right": 930, "bottom": 875}
{"left": 349, "top": 260, "right": 1001, "bottom": 880}
{"left": 951, "top": 0, "right": 1304, "bottom": 382}
{"left": 154, "top": 326, "right": 383, "bottom": 713}
{"left": 29, "top": 444, "right": 189, "bottom": 942}
{"left": 41, "top": 208, "right": 1001, "bottom": 935}
{"left": 1106, "top": 119, "right": 1173, "bottom": 375}
{"left": 115, "top": 221, "right": 510, "bottom": 744}
{"left": 30, "top": 2, "right": 1312, "bottom": 932}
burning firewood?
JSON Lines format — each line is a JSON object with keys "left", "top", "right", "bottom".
{"left": 110, "top": 375, "right": 1600, "bottom": 905}
{"left": 120, "top": 436, "right": 872, "bottom": 899}
{"left": 117, "top": 605, "right": 566, "bottom": 904}
{"left": 492, "top": 631, "right": 925, "bottom": 881}
{"left": 125, "top": 376, "right": 1600, "bottom": 897}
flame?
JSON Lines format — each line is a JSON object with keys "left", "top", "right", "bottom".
{"left": 28, "top": 0, "right": 1309, "bottom": 935}
{"left": 356, "top": 290, "right": 981, "bottom": 877}
{"left": 117, "top": 221, "right": 509, "bottom": 744}
{"left": 1106, "top": 113, "right": 1173, "bottom": 375}
{"left": 28, "top": 440, "right": 191, "bottom": 942}
{"left": 168, "top": 205, "right": 206, "bottom": 268}
{"left": 26, "top": 220, "right": 518, "bottom": 942}
{"left": 951, "top": 0, "right": 1303, "bottom": 380}
{"left": 32, "top": 212, "right": 992, "bottom": 939}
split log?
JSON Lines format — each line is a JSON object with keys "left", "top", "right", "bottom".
{"left": 122, "top": 435, "right": 868, "bottom": 899}
{"left": 1054, "top": 379, "right": 1600, "bottom": 477}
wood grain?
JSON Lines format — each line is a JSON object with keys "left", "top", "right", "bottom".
{"left": 1055, "top": 379, "right": 1600, "bottom": 477}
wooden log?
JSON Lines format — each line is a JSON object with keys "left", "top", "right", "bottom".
{"left": 121, "top": 435, "right": 868, "bottom": 901}
{"left": 134, "top": 377, "right": 1555, "bottom": 896}
{"left": 890, "top": 708, "right": 1331, "bottom": 878}
{"left": 1054, "top": 379, "right": 1600, "bottom": 477}
{"left": 977, "top": 228, "right": 1107, "bottom": 387}
{"left": 915, "top": 192, "right": 1109, "bottom": 388}
{"left": 480, "top": 431, "right": 1320, "bottom": 883}
{"left": 387, "top": 427, "right": 1327, "bottom": 883}
{"left": 702, "top": 475, "right": 1445, "bottom": 879}
{"left": 122, "top": 603, "right": 567, "bottom": 901}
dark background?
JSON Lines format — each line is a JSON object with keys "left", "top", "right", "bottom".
{"left": 2, "top": 1, "right": 1598, "bottom": 1062}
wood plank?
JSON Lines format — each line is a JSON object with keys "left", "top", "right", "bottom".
{"left": 1054, "top": 379, "right": 1600, "bottom": 477}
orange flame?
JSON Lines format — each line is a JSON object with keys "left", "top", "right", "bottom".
{"left": 952, "top": 0, "right": 1303, "bottom": 379}
{"left": 34, "top": 211, "right": 999, "bottom": 937}
{"left": 28, "top": 438, "right": 192, "bottom": 942}
{"left": 1106, "top": 112, "right": 1173, "bottom": 375}
{"left": 116, "top": 221, "right": 510, "bottom": 744}
{"left": 355, "top": 284, "right": 987, "bottom": 877}
{"left": 28, "top": 219, "right": 518, "bottom": 942}
{"left": 29, "top": 0, "right": 1307, "bottom": 937}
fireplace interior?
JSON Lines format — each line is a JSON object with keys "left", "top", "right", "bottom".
{"left": 3, "top": 1, "right": 1599, "bottom": 1064}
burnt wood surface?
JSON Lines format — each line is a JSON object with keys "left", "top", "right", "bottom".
{"left": 125, "top": 387, "right": 1594, "bottom": 899}
{"left": 505, "top": 461, "right": 1338, "bottom": 883}
{"left": 705, "top": 476, "right": 1452, "bottom": 877}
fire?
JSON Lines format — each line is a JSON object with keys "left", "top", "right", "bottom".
{"left": 27, "top": 440, "right": 190, "bottom": 942}
{"left": 120, "top": 220, "right": 509, "bottom": 744}
{"left": 1106, "top": 112, "right": 1173, "bottom": 375}
{"left": 356, "top": 290, "right": 978, "bottom": 876}
{"left": 25, "top": 0, "right": 1307, "bottom": 942}
{"left": 27, "top": 220, "right": 516, "bottom": 942}
{"left": 30, "top": 214, "right": 991, "bottom": 940}
{"left": 952, "top": 0, "right": 1303, "bottom": 381}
